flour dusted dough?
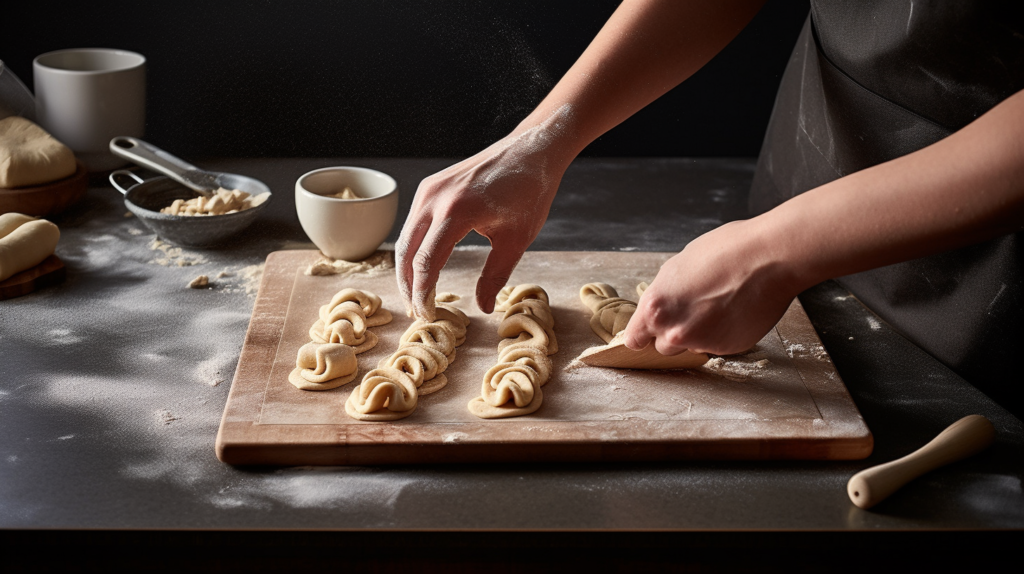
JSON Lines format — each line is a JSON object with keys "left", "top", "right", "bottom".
{"left": 0, "top": 214, "right": 59, "bottom": 282}
{"left": 288, "top": 342, "right": 359, "bottom": 390}
{"left": 468, "top": 284, "right": 558, "bottom": 419}
{"left": 0, "top": 117, "right": 76, "bottom": 188}
{"left": 290, "top": 287, "right": 392, "bottom": 392}
{"left": 308, "top": 288, "right": 393, "bottom": 352}
{"left": 580, "top": 282, "right": 638, "bottom": 343}
{"left": 346, "top": 298, "right": 470, "bottom": 421}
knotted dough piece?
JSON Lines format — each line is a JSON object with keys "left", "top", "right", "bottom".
{"left": 288, "top": 342, "right": 358, "bottom": 391}
{"left": 290, "top": 287, "right": 391, "bottom": 392}
{"left": 468, "top": 284, "right": 558, "bottom": 419}
{"left": 580, "top": 282, "right": 640, "bottom": 343}
{"left": 346, "top": 299, "right": 470, "bottom": 421}
{"left": 308, "top": 288, "right": 393, "bottom": 352}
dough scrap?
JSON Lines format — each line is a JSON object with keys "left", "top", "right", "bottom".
{"left": 346, "top": 299, "right": 470, "bottom": 421}
{"left": 305, "top": 251, "right": 394, "bottom": 277}
{"left": 0, "top": 215, "right": 59, "bottom": 282}
{"left": 188, "top": 275, "right": 209, "bottom": 289}
{"left": 468, "top": 284, "right": 557, "bottom": 419}
{"left": 288, "top": 342, "right": 358, "bottom": 390}
{"left": 580, "top": 282, "right": 638, "bottom": 343}
{"left": 160, "top": 187, "right": 269, "bottom": 216}
{"left": 0, "top": 117, "right": 76, "bottom": 188}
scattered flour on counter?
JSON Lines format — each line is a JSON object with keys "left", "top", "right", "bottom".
{"left": 618, "top": 247, "right": 640, "bottom": 252}
{"left": 442, "top": 432, "right": 470, "bottom": 444}
{"left": 148, "top": 238, "right": 207, "bottom": 267}
{"left": 785, "top": 343, "right": 806, "bottom": 358}
{"left": 57, "top": 434, "right": 75, "bottom": 441}
{"left": 48, "top": 328, "right": 84, "bottom": 345}
{"left": 564, "top": 358, "right": 587, "bottom": 372}
{"left": 128, "top": 228, "right": 143, "bottom": 236}
{"left": 215, "top": 264, "right": 265, "bottom": 296}
{"left": 867, "top": 317, "right": 881, "bottom": 330}
{"left": 701, "top": 356, "right": 771, "bottom": 381}
{"left": 304, "top": 251, "right": 394, "bottom": 276}
{"left": 155, "top": 409, "right": 179, "bottom": 426}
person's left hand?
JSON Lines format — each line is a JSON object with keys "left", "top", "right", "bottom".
{"left": 622, "top": 219, "right": 804, "bottom": 356}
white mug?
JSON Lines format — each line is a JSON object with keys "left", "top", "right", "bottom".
{"left": 33, "top": 48, "right": 146, "bottom": 172}
{"left": 295, "top": 167, "right": 399, "bottom": 261}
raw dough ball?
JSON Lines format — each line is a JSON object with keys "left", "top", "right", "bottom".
{"left": 0, "top": 117, "right": 76, "bottom": 188}
{"left": 0, "top": 215, "right": 59, "bottom": 282}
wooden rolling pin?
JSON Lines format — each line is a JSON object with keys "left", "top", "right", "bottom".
{"left": 847, "top": 414, "right": 995, "bottom": 509}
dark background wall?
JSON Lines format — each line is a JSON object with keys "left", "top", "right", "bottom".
{"left": 4, "top": 1, "right": 808, "bottom": 158}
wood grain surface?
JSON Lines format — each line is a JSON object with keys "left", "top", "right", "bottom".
{"left": 0, "top": 160, "right": 88, "bottom": 217}
{"left": 0, "top": 254, "right": 65, "bottom": 300}
{"left": 216, "top": 250, "right": 873, "bottom": 465}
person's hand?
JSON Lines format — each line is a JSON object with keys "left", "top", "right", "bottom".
{"left": 622, "top": 219, "right": 804, "bottom": 356}
{"left": 397, "top": 114, "right": 573, "bottom": 320}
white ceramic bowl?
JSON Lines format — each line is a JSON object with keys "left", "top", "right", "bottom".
{"left": 295, "top": 166, "right": 398, "bottom": 261}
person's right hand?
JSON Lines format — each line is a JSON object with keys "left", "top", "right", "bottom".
{"left": 397, "top": 114, "right": 573, "bottom": 320}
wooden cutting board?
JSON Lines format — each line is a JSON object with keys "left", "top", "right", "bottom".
{"left": 216, "top": 250, "right": 872, "bottom": 465}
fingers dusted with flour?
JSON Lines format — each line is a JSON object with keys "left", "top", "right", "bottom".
{"left": 475, "top": 232, "right": 526, "bottom": 314}
{"left": 410, "top": 217, "right": 468, "bottom": 322}
{"left": 395, "top": 108, "right": 573, "bottom": 318}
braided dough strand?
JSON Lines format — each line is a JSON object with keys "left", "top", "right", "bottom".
{"left": 346, "top": 299, "right": 470, "bottom": 421}
{"left": 468, "top": 284, "right": 557, "bottom": 419}
{"left": 579, "top": 282, "right": 638, "bottom": 343}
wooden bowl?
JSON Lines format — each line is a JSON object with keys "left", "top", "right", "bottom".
{"left": 0, "top": 160, "right": 88, "bottom": 217}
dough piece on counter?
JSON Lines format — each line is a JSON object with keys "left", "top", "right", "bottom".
{"left": 0, "top": 216, "right": 60, "bottom": 282}
{"left": 292, "top": 287, "right": 392, "bottom": 393}
{"left": 0, "top": 213, "right": 37, "bottom": 240}
{"left": 0, "top": 117, "right": 76, "bottom": 188}
{"left": 468, "top": 284, "right": 557, "bottom": 419}
{"left": 580, "top": 282, "right": 637, "bottom": 343}
{"left": 187, "top": 275, "right": 209, "bottom": 289}
{"left": 304, "top": 251, "right": 393, "bottom": 277}
{"left": 308, "top": 288, "right": 393, "bottom": 352}
{"left": 288, "top": 342, "right": 358, "bottom": 391}
{"left": 346, "top": 299, "right": 470, "bottom": 421}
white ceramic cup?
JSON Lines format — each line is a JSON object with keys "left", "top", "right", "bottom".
{"left": 33, "top": 48, "right": 146, "bottom": 172}
{"left": 295, "top": 167, "right": 399, "bottom": 261}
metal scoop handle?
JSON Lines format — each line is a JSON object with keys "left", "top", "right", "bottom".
{"left": 109, "top": 137, "right": 218, "bottom": 194}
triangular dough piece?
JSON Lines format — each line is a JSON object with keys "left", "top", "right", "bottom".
{"left": 0, "top": 116, "right": 76, "bottom": 188}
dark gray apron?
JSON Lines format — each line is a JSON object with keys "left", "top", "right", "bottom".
{"left": 749, "top": 1, "right": 1024, "bottom": 413}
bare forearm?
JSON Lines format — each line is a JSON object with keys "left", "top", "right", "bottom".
{"left": 515, "top": 0, "right": 764, "bottom": 161}
{"left": 764, "top": 89, "right": 1024, "bottom": 290}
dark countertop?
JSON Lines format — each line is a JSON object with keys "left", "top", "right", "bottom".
{"left": 1, "top": 157, "right": 1021, "bottom": 531}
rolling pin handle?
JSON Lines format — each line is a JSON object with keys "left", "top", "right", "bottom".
{"left": 847, "top": 414, "right": 995, "bottom": 510}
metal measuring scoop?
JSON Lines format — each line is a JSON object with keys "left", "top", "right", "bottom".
{"left": 107, "top": 137, "right": 272, "bottom": 247}
{"left": 110, "top": 137, "right": 232, "bottom": 196}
